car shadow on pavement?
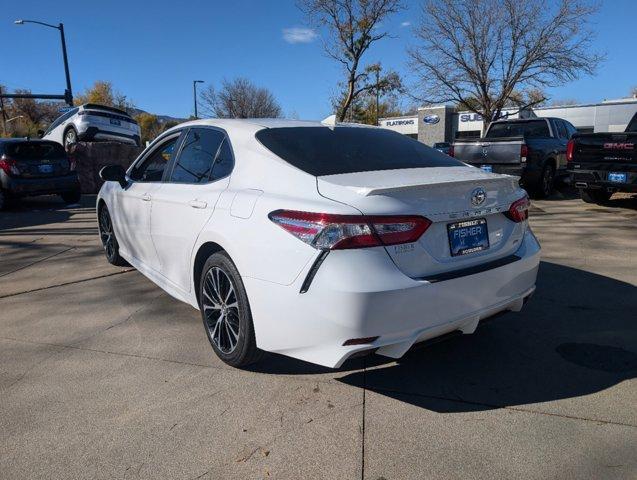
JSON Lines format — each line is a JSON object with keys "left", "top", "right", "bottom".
{"left": 0, "top": 195, "right": 96, "bottom": 232}
{"left": 334, "top": 261, "right": 637, "bottom": 412}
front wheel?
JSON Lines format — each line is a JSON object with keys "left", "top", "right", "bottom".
{"left": 580, "top": 188, "right": 612, "bottom": 205}
{"left": 199, "top": 252, "right": 263, "bottom": 368}
{"left": 98, "top": 206, "right": 129, "bottom": 266}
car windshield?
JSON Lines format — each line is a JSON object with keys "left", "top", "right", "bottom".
{"left": 255, "top": 127, "right": 464, "bottom": 176}
{"left": 486, "top": 120, "right": 550, "bottom": 139}
{"left": 5, "top": 142, "right": 67, "bottom": 159}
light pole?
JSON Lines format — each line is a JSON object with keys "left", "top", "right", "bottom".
{"left": 193, "top": 80, "right": 204, "bottom": 118}
{"left": 14, "top": 19, "right": 73, "bottom": 106}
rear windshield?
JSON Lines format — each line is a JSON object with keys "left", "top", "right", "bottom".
{"left": 486, "top": 120, "right": 550, "bottom": 139}
{"left": 5, "top": 142, "right": 67, "bottom": 159}
{"left": 255, "top": 127, "right": 463, "bottom": 176}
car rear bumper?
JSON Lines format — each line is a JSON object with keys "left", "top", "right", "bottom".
{"left": 243, "top": 228, "right": 541, "bottom": 368}
{"left": 1, "top": 172, "right": 80, "bottom": 196}
{"left": 570, "top": 168, "right": 637, "bottom": 192}
{"left": 78, "top": 126, "right": 140, "bottom": 146}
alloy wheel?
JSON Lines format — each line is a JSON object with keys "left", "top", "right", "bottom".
{"left": 65, "top": 129, "right": 77, "bottom": 148}
{"left": 202, "top": 267, "right": 240, "bottom": 354}
{"left": 99, "top": 208, "right": 115, "bottom": 259}
{"left": 542, "top": 167, "right": 554, "bottom": 197}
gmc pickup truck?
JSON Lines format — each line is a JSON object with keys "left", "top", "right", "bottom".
{"left": 567, "top": 112, "right": 637, "bottom": 204}
{"left": 453, "top": 117, "right": 577, "bottom": 198}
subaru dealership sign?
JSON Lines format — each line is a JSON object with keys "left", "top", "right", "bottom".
{"left": 423, "top": 114, "right": 440, "bottom": 125}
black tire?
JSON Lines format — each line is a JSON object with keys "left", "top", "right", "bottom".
{"left": 199, "top": 252, "right": 263, "bottom": 368}
{"left": 60, "top": 190, "right": 81, "bottom": 204}
{"left": 580, "top": 188, "right": 612, "bottom": 205}
{"left": 531, "top": 163, "right": 555, "bottom": 199}
{"left": 0, "top": 189, "right": 6, "bottom": 211}
{"left": 63, "top": 126, "right": 78, "bottom": 150}
{"left": 97, "top": 205, "right": 129, "bottom": 266}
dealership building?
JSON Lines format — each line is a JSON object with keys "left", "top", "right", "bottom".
{"left": 379, "top": 97, "right": 637, "bottom": 145}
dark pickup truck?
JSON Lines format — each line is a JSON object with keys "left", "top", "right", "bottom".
{"left": 453, "top": 117, "right": 577, "bottom": 198}
{"left": 567, "top": 113, "right": 637, "bottom": 204}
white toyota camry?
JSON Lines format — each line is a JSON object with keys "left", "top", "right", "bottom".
{"left": 97, "top": 119, "right": 540, "bottom": 368}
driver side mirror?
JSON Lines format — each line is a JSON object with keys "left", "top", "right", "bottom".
{"left": 99, "top": 164, "right": 127, "bottom": 188}
{"left": 37, "top": 129, "right": 44, "bottom": 138}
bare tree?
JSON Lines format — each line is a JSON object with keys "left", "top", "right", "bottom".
{"left": 299, "top": 0, "right": 404, "bottom": 121}
{"left": 631, "top": 86, "right": 637, "bottom": 99}
{"left": 410, "top": 0, "right": 603, "bottom": 131}
{"left": 198, "top": 78, "right": 282, "bottom": 119}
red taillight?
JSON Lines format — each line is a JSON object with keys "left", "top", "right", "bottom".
{"left": 504, "top": 196, "right": 530, "bottom": 223}
{"left": 448, "top": 145, "right": 454, "bottom": 157}
{"left": 566, "top": 139, "right": 575, "bottom": 164}
{"left": 520, "top": 144, "right": 529, "bottom": 163}
{"left": 0, "top": 155, "right": 20, "bottom": 176}
{"left": 268, "top": 210, "right": 432, "bottom": 250}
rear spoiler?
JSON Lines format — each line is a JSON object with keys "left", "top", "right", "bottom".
{"left": 357, "top": 176, "right": 513, "bottom": 197}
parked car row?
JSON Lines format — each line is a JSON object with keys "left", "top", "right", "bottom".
{"left": 0, "top": 104, "right": 141, "bottom": 210}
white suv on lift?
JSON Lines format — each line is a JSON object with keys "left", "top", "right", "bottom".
{"left": 42, "top": 104, "right": 141, "bottom": 149}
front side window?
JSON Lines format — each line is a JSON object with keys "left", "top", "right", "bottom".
{"left": 130, "top": 136, "right": 178, "bottom": 182}
{"left": 169, "top": 128, "right": 225, "bottom": 184}
{"left": 555, "top": 120, "right": 568, "bottom": 139}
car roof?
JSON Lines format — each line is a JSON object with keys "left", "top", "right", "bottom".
{"left": 162, "top": 118, "right": 375, "bottom": 136}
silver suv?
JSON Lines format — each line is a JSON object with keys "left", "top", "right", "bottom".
{"left": 42, "top": 104, "right": 141, "bottom": 148}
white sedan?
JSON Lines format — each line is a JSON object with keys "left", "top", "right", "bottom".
{"left": 97, "top": 119, "right": 540, "bottom": 368}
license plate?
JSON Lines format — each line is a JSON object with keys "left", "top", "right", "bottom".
{"left": 448, "top": 218, "right": 489, "bottom": 256}
{"left": 608, "top": 172, "right": 627, "bottom": 183}
{"left": 110, "top": 118, "right": 121, "bottom": 126}
{"left": 480, "top": 165, "right": 493, "bottom": 173}
{"left": 38, "top": 164, "right": 54, "bottom": 173}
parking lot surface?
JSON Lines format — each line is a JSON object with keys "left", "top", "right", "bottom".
{"left": 1, "top": 192, "right": 636, "bottom": 480}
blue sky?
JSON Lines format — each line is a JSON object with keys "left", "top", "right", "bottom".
{"left": 2, "top": 0, "right": 636, "bottom": 119}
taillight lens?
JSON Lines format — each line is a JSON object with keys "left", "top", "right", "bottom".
{"left": 448, "top": 145, "right": 454, "bottom": 157}
{"left": 0, "top": 155, "right": 20, "bottom": 176}
{"left": 566, "top": 139, "right": 575, "bottom": 164}
{"left": 504, "top": 196, "right": 530, "bottom": 222}
{"left": 268, "top": 210, "right": 432, "bottom": 250}
{"left": 520, "top": 144, "right": 529, "bottom": 163}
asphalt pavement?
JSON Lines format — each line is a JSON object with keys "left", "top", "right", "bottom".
{"left": 1, "top": 190, "right": 636, "bottom": 479}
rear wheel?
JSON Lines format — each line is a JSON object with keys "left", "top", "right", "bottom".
{"left": 98, "top": 205, "right": 129, "bottom": 266}
{"left": 0, "top": 189, "right": 6, "bottom": 211}
{"left": 60, "top": 190, "right": 81, "bottom": 204}
{"left": 63, "top": 127, "right": 78, "bottom": 150}
{"left": 532, "top": 163, "right": 555, "bottom": 199}
{"left": 580, "top": 188, "right": 612, "bottom": 205}
{"left": 199, "top": 252, "right": 263, "bottom": 367}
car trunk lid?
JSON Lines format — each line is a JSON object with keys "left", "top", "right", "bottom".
{"left": 454, "top": 138, "right": 525, "bottom": 165}
{"left": 317, "top": 166, "right": 528, "bottom": 278}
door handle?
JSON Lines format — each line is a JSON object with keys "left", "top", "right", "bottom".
{"left": 141, "top": 193, "right": 151, "bottom": 202}
{"left": 189, "top": 199, "right": 208, "bottom": 209}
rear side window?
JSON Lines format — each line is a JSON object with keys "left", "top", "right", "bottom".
{"left": 6, "top": 142, "right": 67, "bottom": 159}
{"left": 169, "top": 128, "right": 225, "bottom": 184}
{"left": 256, "top": 127, "right": 463, "bottom": 176}
{"left": 555, "top": 120, "right": 568, "bottom": 139}
{"left": 486, "top": 120, "right": 550, "bottom": 139}
{"left": 627, "top": 114, "right": 637, "bottom": 133}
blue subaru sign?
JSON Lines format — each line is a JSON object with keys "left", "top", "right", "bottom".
{"left": 423, "top": 114, "right": 440, "bottom": 125}
{"left": 58, "top": 106, "right": 73, "bottom": 113}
